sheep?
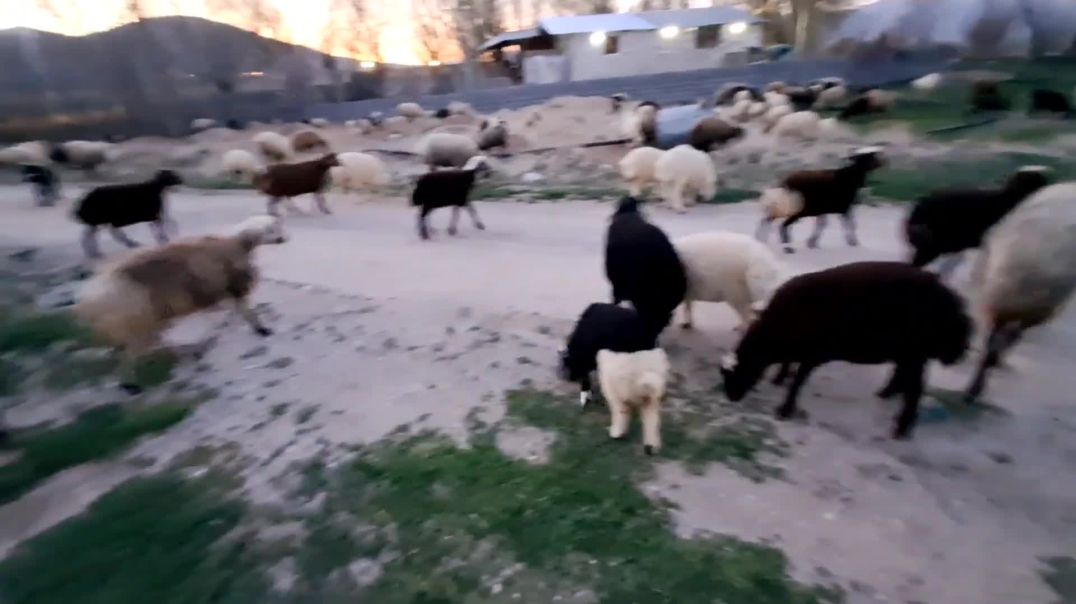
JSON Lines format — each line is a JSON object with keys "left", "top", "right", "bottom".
{"left": 689, "top": 116, "right": 744, "bottom": 151}
{"left": 764, "top": 91, "right": 790, "bottom": 107}
{"left": 839, "top": 89, "right": 894, "bottom": 119}
{"left": 50, "top": 141, "right": 113, "bottom": 172}
{"left": 618, "top": 146, "right": 665, "bottom": 197}
{"left": 970, "top": 80, "right": 1010, "bottom": 111}
{"left": 416, "top": 132, "right": 478, "bottom": 170}
{"left": 476, "top": 119, "right": 508, "bottom": 151}
{"left": 673, "top": 231, "right": 788, "bottom": 330}
{"left": 330, "top": 151, "right": 390, "bottom": 194}
{"left": 770, "top": 110, "right": 823, "bottom": 140}
{"left": 411, "top": 155, "right": 490, "bottom": 240}
{"left": 74, "top": 170, "right": 183, "bottom": 259}
{"left": 756, "top": 147, "right": 885, "bottom": 253}
{"left": 22, "top": 164, "right": 60, "bottom": 207}
{"left": 597, "top": 348, "right": 670, "bottom": 455}
{"left": 911, "top": 72, "right": 943, "bottom": 91}
{"left": 308, "top": 117, "right": 330, "bottom": 128}
{"left": 0, "top": 142, "right": 49, "bottom": 166}
{"left": 622, "top": 104, "right": 659, "bottom": 146}
{"left": 252, "top": 132, "right": 293, "bottom": 163}
{"left": 253, "top": 154, "right": 339, "bottom": 216}
{"left": 654, "top": 145, "right": 717, "bottom": 212}
{"left": 434, "top": 108, "right": 451, "bottom": 119}
{"left": 397, "top": 102, "right": 427, "bottom": 120}
{"left": 221, "top": 149, "right": 262, "bottom": 182}
{"left": 811, "top": 77, "right": 846, "bottom": 90}
{"left": 733, "top": 90, "right": 754, "bottom": 104}
{"left": 447, "top": 100, "right": 476, "bottom": 116}
{"left": 761, "top": 104, "right": 794, "bottom": 131}
{"left": 610, "top": 93, "right": 629, "bottom": 113}
{"left": 190, "top": 118, "right": 218, "bottom": 131}
{"left": 747, "top": 101, "right": 769, "bottom": 119}
{"left": 813, "top": 85, "right": 848, "bottom": 110}
{"left": 345, "top": 119, "right": 373, "bottom": 133}
{"left": 290, "top": 129, "right": 330, "bottom": 154}
{"left": 1028, "top": 89, "right": 1073, "bottom": 117}
{"left": 964, "top": 182, "right": 1076, "bottom": 403}
{"left": 720, "top": 261, "right": 972, "bottom": 439}
{"left": 765, "top": 81, "right": 786, "bottom": 93}
{"left": 74, "top": 214, "right": 287, "bottom": 394}
{"left": 726, "top": 99, "right": 753, "bottom": 123}
{"left": 783, "top": 86, "right": 818, "bottom": 111}
{"left": 604, "top": 196, "right": 687, "bottom": 335}
{"left": 714, "top": 83, "right": 760, "bottom": 105}
{"left": 559, "top": 302, "right": 658, "bottom": 406}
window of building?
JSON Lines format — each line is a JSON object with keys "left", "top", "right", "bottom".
{"left": 604, "top": 35, "right": 619, "bottom": 55}
{"left": 696, "top": 25, "right": 721, "bottom": 49}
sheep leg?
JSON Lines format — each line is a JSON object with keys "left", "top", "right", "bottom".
{"left": 235, "top": 298, "right": 272, "bottom": 336}
{"left": 893, "top": 361, "right": 926, "bottom": 439}
{"left": 641, "top": 402, "right": 662, "bottom": 456}
{"left": 607, "top": 398, "right": 630, "bottom": 440}
{"left": 877, "top": 363, "right": 908, "bottom": 399}
{"left": 109, "top": 227, "right": 140, "bottom": 248}
{"left": 776, "top": 363, "right": 815, "bottom": 419}
{"left": 282, "top": 198, "right": 304, "bottom": 215}
{"left": 679, "top": 300, "right": 694, "bottom": 329}
{"left": 151, "top": 220, "right": 169, "bottom": 245}
{"left": 448, "top": 207, "right": 460, "bottom": 236}
{"left": 806, "top": 216, "right": 828, "bottom": 249}
{"left": 417, "top": 207, "right": 433, "bottom": 240}
{"left": 267, "top": 197, "right": 281, "bottom": 217}
{"left": 771, "top": 362, "right": 794, "bottom": 385}
{"left": 314, "top": 192, "right": 332, "bottom": 215}
{"left": 964, "top": 323, "right": 1022, "bottom": 403}
{"left": 779, "top": 215, "right": 804, "bottom": 254}
{"left": 81, "top": 226, "right": 102, "bottom": 259}
{"left": 840, "top": 211, "right": 859, "bottom": 247}
{"left": 466, "top": 204, "right": 485, "bottom": 230}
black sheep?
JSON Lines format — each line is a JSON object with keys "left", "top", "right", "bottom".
{"left": 434, "top": 108, "right": 451, "bottom": 119}
{"left": 21, "top": 164, "right": 60, "bottom": 207}
{"left": 1028, "top": 89, "right": 1073, "bottom": 117}
{"left": 559, "top": 302, "right": 658, "bottom": 406}
{"left": 411, "top": 155, "right": 490, "bottom": 239}
{"left": 604, "top": 196, "right": 687, "bottom": 335}
{"left": 783, "top": 86, "right": 818, "bottom": 111}
{"left": 757, "top": 147, "right": 886, "bottom": 253}
{"left": 720, "top": 261, "right": 971, "bottom": 439}
{"left": 74, "top": 170, "right": 183, "bottom": 259}
{"left": 905, "top": 166, "right": 1051, "bottom": 276}
{"left": 970, "top": 81, "right": 1010, "bottom": 112}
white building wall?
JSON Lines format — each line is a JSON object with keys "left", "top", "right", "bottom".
{"left": 560, "top": 24, "right": 762, "bottom": 81}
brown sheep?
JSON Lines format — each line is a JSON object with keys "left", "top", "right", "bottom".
{"left": 291, "top": 129, "right": 330, "bottom": 153}
{"left": 689, "top": 117, "right": 744, "bottom": 151}
{"left": 253, "top": 154, "right": 340, "bottom": 215}
{"left": 74, "top": 215, "right": 287, "bottom": 393}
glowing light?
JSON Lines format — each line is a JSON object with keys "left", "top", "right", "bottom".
{"left": 727, "top": 21, "right": 748, "bottom": 35}
{"left": 589, "top": 31, "right": 607, "bottom": 47}
{"left": 658, "top": 25, "right": 679, "bottom": 39}
{"left": 359, "top": 60, "right": 377, "bottom": 70}
{"left": 428, "top": 60, "right": 442, "bottom": 66}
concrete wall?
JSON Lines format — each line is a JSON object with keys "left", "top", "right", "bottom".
{"left": 558, "top": 24, "right": 762, "bottom": 81}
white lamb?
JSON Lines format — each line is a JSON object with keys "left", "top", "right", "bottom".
{"left": 733, "top": 90, "right": 753, "bottom": 104}
{"left": 618, "top": 147, "right": 665, "bottom": 197}
{"left": 596, "top": 348, "right": 670, "bottom": 455}
{"left": 748, "top": 101, "right": 769, "bottom": 119}
{"left": 447, "top": 101, "right": 476, "bottom": 116}
{"left": 673, "top": 231, "right": 788, "bottom": 330}
{"left": 964, "top": 182, "right": 1076, "bottom": 402}
{"left": 654, "top": 145, "right": 717, "bottom": 212}
{"left": 308, "top": 117, "right": 330, "bottom": 128}
{"left": 330, "top": 151, "right": 390, "bottom": 194}
{"left": 764, "top": 91, "right": 790, "bottom": 107}
{"left": 771, "top": 111, "right": 822, "bottom": 140}
{"left": 55, "top": 141, "right": 114, "bottom": 171}
{"left": 252, "top": 132, "right": 293, "bottom": 162}
{"left": 0, "top": 141, "right": 49, "bottom": 166}
{"left": 397, "top": 102, "right": 427, "bottom": 120}
{"left": 221, "top": 149, "right": 263, "bottom": 182}
{"left": 761, "top": 104, "right": 794, "bottom": 131}
{"left": 418, "top": 132, "right": 480, "bottom": 169}
{"left": 813, "top": 85, "right": 848, "bottom": 109}
{"left": 912, "top": 73, "right": 943, "bottom": 91}
{"left": 726, "top": 99, "right": 753, "bottom": 122}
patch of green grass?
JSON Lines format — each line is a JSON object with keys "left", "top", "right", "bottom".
{"left": 42, "top": 353, "right": 119, "bottom": 390}
{"left": 705, "top": 188, "right": 758, "bottom": 205}
{"left": 270, "top": 403, "right": 290, "bottom": 418}
{"left": 129, "top": 350, "right": 178, "bottom": 390}
{"left": 0, "top": 358, "right": 24, "bottom": 396}
{"left": 0, "top": 401, "right": 193, "bottom": 504}
{"left": 870, "top": 151, "right": 1076, "bottom": 202}
{"left": 0, "top": 311, "right": 94, "bottom": 354}
{"left": 0, "top": 473, "right": 267, "bottom": 604}
{"left": 1041, "top": 556, "right": 1076, "bottom": 603}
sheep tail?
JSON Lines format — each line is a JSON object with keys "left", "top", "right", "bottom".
{"left": 73, "top": 271, "right": 159, "bottom": 348}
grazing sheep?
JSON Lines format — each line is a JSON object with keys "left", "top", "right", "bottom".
{"left": 964, "top": 182, "right": 1076, "bottom": 402}
{"left": 761, "top": 104, "right": 794, "bottom": 131}
{"left": 190, "top": 118, "right": 218, "bottom": 131}
{"left": 308, "top": 117, "right": 330, "bottom": 128}
{"left": 757, "top": 147, "right": 885, "bottom": 253}
{"left": 447, "top": 100, "right": 476, "bottom": 116}
{"left": 726, "top": 99, "right": 754, "bottom": 122}
{"left": 22, "top": 164, "right": 60, "bottom": 206}
{"left": 813, "top": 85, "right": 848, "bottom": 110}
{"left": 689, "top": 116, "right": 744, "bottom": 151}
{"left": 411, "top": 155, "right": 490, "bottom": 240}
{"left": 970, "top": 80, "right": 1010, "bottom": 111}
{"left": 345, "top": 119, "right": 373, "bottom": 133}
{"left": 597, "top": 348, "right": 670, "bottom": 455}
{"left": 783, "top": 87, "right": 818, "bottom": 111}
{"left": 221, "top": 149, "right": 262, "bottom": 182}
{"left": 720, "top": 261, "right": 971, "bottom": 439}
{"left": 764, "top": 91, "right": 790, "bottom": 107}
{"left": 770, "top": 110, "right": 823, "bottom": 140}
{"left": 330, "top": 151, "right": 390, "bottom": 194}
{"left": 74, "top": 170, "right": 183, "bottom": 259}
{"left": 252, "top": 132, "right": 293, "bottom": 162}
{"left": 912, "top": 72, "right": 943, "bottom": 91}
{"left": 74, "top": 214, "right": 287, "bottom": 393}
{"left": 673, "top": 231, "right": 788, "bottom": 330}
{"left": 623, "top": 104, "right": 659, "bottom": 146}
{"left": 747, "top": 101, "right": 769, "bottom": 119}
{"left": 905, "top": 166, "right": 1051, "bottom": 277}
{"left": 715, "top": 83, "right": 760, "bottom": 105}
{"left": 818, "top": 117, "right": 857, "bottom": 141}
{"left": 654, "top": 145, "right": 717, "bottom": 212}
{"left": 50, "top": 141, "right": 113, "bottom": 172}
{"left": 619, "top": 146, "right": 665, "bottom": 197}
{"left": 559, "top": 302, "right": 658, "bottom": 406}
{"left": 604, "top": 196, "right": 687, "bottom": 335}
{"left": 397, "top": 102, "right": 426, "bottom": 120}
{"left": 0, "top": 142, "right": 49, "bottom": 166}
{"left": 368, "top": 111, "right": 385, "bottom": 126}
{"left": 290, "top": 129, "right": 330, "bottom": 154}
{"left": 476, "top": 119, "right": 508, "bottom": 151}
{"left": 839, "top": 89, "right": 894, "bottom": 119}
{"left": 253, "top": 154, "right": 339, "bottom": 216}
{"left": 418, "top": 132, "right": 481, "bottom": 170}
{"left": 1028, "top": 89, "right": 1073, "bottom": 117}
{"left": 765, "top": 81, "right": 786, "bottom": 93}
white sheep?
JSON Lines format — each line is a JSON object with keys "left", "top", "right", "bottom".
{"left": 726, "top": 99, "right": 753, "bottom": 122}
{"left": 758, "top": 187, "right": 804, "bottom": 222}
{"left": 765, "top": 81, "right": 786, "bottom": 93}
{"left": 308, "top": 117, "right": 330, "bottom": 128}
{"left": 761, "top": 104, "right": 794, "bottom": 131}
{"left": 190, "top": 118, "right": 218, "bottom": 131}
{"left": 221, "top": 149, "right": 263, "bottom": 182}
{"left": 252, "top": 132, "right": 293, "bottom": 162}
{"left": 748, "top": 101, "right": 769, "bottom": 119}
{"left": 621, "top": 104, "right": 658, "bottom": 146}
{"left": 447, "top": 101, "right": 476, "bottom": 116}
{"left": 912, "top": 73, "right": 943, "bottom": 91}
{"left": 0, "top": 141, "right": 49, "bottom": 166}
{"left": 397, "top": 102, "right": 427, "bottom": 120}
{"left": 964, "top": 182, "right": 1076, "bottom": 402}
{"left": 818, "top": 117, "right": 857, "bottom": 141}
{"left": 673, "top": 231, "right": 788, "bottom": 330}
{"left": 53, "top": 141, "right": 114, "bottom": 171}
{"left": 733, "top": 89, "right": 754, "bottom": 104}
{"left": 618, "top": 147, "right": 665, "bottom": 197}
{"left": 813, "top": 85, "right": 848, "bottom": 109}
{"left": 654, "top": 144, "right": 717, "bottom": 213}
{"left": 764, "top": 91, "right": 790, "bottom": 107}
{"left": 330, "top": 151, "right": 390, "bottom": 194}
{"left": 596, "top": 348, "right": 670, "bottom": 455}
{"left": 771, "top": 111, "right": 823, "bottom": 140}
{"left": 418, "top": 132, "right": 480, "bottom": 169}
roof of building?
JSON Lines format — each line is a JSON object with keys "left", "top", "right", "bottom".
{"left": 479, "top": 6, "right": 761, "bottom": 51}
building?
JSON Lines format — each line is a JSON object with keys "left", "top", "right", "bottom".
{"left": 479, "top": 7, "right": 764, "bottom": 84}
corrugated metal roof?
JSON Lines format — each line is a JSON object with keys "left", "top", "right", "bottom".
{"left": 539, "top": 13, "right": 656, "bottom": 36}
{"left": 638, "top": 7, "right": 762, "bottom": 28}
{"left": 478, "top": 28, "right": 541, "bottom": 52}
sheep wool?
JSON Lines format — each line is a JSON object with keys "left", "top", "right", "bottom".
{"left": 397, "top": 102, "right": 426, "bottom": 120}
{"left": 252, "top": 132, "right": 293, "bottom": 162}
{"left": 55, "top": 141, "right": 113, "bottom": 171}
{"left": 771, "top": 111, "right": 822, "bottom": 139}
{"left": 597, "top": 348, "right": 670, "bottom": 455}
{"left": 308, "top": 117, "right": 330, "bottom": 128}
{"left": 291, "top": 130, "right": 330, "bottom": 154}
{"left": 419, "top": 132, "right": 480, "bottom": 169}
{"left": 813, "top": 85, "right": 848, "bottom": 109}
{"left": 619, "top": 147, "right": 665, "bottom": 197}
{"left": 761, "top": 105, "right": 793, "bottom": 131}
{"left": 748, "top": 101, "right": 769, "bottom": 119}
{"left": 330, "top": 152, "right": 390, "bottom": 193}
{"left": 221, "top": 150, "right": 263, "bottom": 181}
{"left": 654, "top": 145, "right": 717, "bottom": 212}
{"left": 190, "top": 118, "right": 218, "bottom": 131}
{"left": 0, "top": 141, "right": 49, "bottom": 166}
{"left": 912, "top": 73, "right": 943, "bottom": 91}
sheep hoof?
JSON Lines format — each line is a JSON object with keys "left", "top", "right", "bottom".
{"left": 255, "top": 327, "right": 273, "bottom": 337}
{"left": 120, "top": 382, "right": 143, "bottom": 395}
{"left": 644, "top": 445, "right": 656, "bottom": 456}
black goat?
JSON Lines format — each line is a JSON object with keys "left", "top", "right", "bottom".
{"left": 411, "top": 155, "right": 490, "bottom": 240}
{"left": 1028, "top": 89, "right": 1073, "bottom": 117}
{"left": 21, "top": 164, "right": 60, "bottom": 207}
{"left": 74, "top": 170, "right": 183, "bottom": 259}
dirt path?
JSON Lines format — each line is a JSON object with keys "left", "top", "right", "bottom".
{"left": 1, "top": 186, "right": 1073, "bottom": 604}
